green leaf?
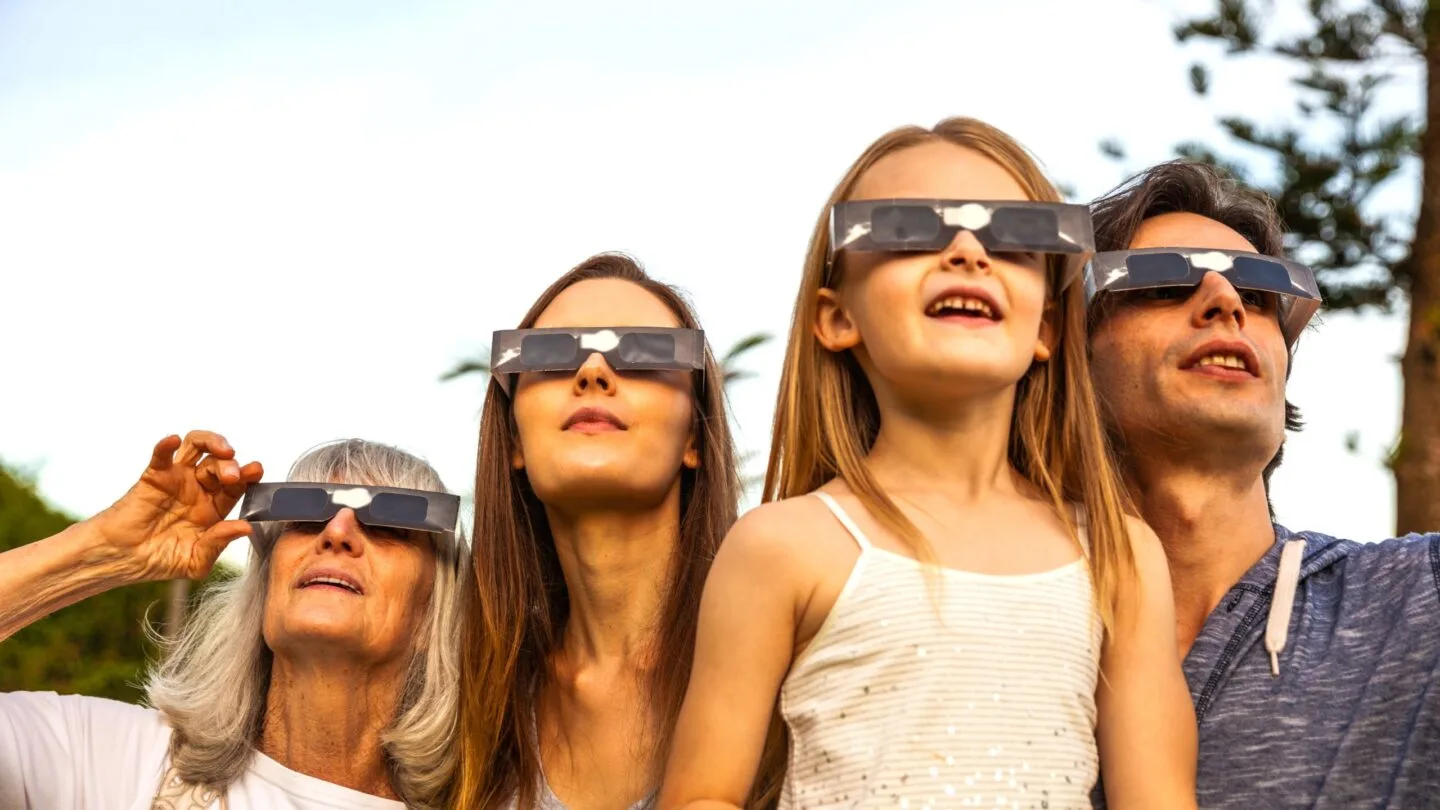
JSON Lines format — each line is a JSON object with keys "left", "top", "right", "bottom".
{"left": 719, "top": 332, "right": 773, "bottom": 386}
{"left": 1189, "top": 63, "right": 1212, "bottom": 96}
{"left": 1098, "top": 139, "right": 1127, "bottom": 161}
{"left": 439, "top": 354, "right": 492, "bottom": 383}
{"left": 1173, "top": 0, "right": 1263, "bottom": 51}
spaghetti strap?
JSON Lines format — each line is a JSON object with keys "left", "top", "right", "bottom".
{"left": 813, "top": 492, "right": 874, "bottom": 551}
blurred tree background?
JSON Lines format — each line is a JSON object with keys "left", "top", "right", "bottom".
{"left": 1101, "top": 0, "right": 1437, "bottom": 534}
{"left": 0, "top": 464, "right": 238, "bottom": 702}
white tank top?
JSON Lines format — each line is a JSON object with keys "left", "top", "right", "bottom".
{"left": 778, "top": 493, "right": 1103, "bottom": 810}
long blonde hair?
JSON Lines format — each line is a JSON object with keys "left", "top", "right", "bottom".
{"left": 765, "top": 116, "right": 1137, "bottom": 625}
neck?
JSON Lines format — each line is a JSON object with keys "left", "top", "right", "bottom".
{"left": 258, "top": 655, "right": 405, "bottom": 800}
{"left": 545, "top": 493, "right": 678, "bottom": 668}
{"left": 1127, "top": 448, "right": 1277, "bottom": 658}
{"left": 866, "top": 383, "right": 1020, "bottom": 500}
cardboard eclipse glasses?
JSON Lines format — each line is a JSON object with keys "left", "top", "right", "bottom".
{"left": 238, "top": 483, "right": 460, "bottom": 536}
{"left": 1086, "top": 248, "right": 1321, "bottom": 342}
{"left": 828, "top": 199, "right": 1097, "bottom": 287}
{"left": 489, "top": 327, "right": 706, "bottom": 395}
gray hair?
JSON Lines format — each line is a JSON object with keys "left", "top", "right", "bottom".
{"left": 144, "top": 439, "right": 466, "bottom": 809}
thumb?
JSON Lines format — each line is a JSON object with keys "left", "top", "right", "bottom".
{"left": 196, "top": 520, "right": 255, "bottom": 556}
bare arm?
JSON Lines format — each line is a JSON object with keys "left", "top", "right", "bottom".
{"left": 657, "top": 508, "right": 805, "bottom": 810}
{"left": 0, "top": 432, "right": 262, "bottom": 643}
{"left": 1096, "top": 516, "right": 1198, "bottom": 810}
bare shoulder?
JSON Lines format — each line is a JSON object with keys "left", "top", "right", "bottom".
{"left": 719, "top": 494, "right": 846, "bottom": 567}
{"left": 1121, "top": 514, "right": 1169, "bottom": 574}
{"left": 1113, "top": 514, "right": 1177, "bottom": 621}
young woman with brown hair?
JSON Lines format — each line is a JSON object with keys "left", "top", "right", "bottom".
{"left": 448, "top": 254, "right": 742, "bottom": 810}
{"left": 658, "top": 118, "right": 1198, "bottom": 810}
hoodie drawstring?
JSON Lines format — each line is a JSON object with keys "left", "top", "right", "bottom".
{"left": 1264, "top": 539, "right": 1307, "bottom": 676}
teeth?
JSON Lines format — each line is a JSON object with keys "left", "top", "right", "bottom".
{"left": 927, "top": 296, "right": 994, "bottom": 318}
{"left": 1197, "top": 354, "right": 1248, "bottom": 371}
{"left": 304, "top": 576, "right": 360, "bottom": 593}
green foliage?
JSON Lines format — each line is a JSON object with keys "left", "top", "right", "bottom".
{"left": 438, "top": 359, "right": 492, "bottom": 383}
{"left": 0, "top": 465, "right": 240, "bottom": 702}
{"left": 1106, "top": 1, "right": 1439, "bottom": 531}
{"left": 0, "top": 466, "right": 163, "bottom": 701}
{"left": 720, "top": 332, "right": 773, "bottom": 385}
{"left": 1108, "top": 0, "right": 1427, "bottom": 311}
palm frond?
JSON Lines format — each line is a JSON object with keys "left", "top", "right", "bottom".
{"left": 439, "top": 348, "right": 492, "bottom": 383}
{"left": 719, "top": 332, "right": 772, "bottom": 386}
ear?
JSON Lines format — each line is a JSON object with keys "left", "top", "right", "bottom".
{"left": 682, "top": 431, "right": 700, "bottom": 470}
{"left": 814, "top": 287, "right": 862, "bottom": 352}
{"left": 1034, "top": 301, "right": 1057, "bottom": 363}
{"left": 510, "top": 443, "right": 526, "bottom": 471}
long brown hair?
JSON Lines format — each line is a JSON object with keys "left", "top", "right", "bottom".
{"left": 449, "top": 253, "right": 741, "bottom": 810}
{"left": 752, "top": 114, "right": 1141, "bottom": 810}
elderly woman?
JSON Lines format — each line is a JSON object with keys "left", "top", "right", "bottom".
{"left": 0, "top": 433, "right": 463, "bottom": 809}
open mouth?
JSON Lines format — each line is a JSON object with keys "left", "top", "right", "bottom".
{"left": 1193, "top": 353, "right": 1253, "bottom": 373}
{"left": 1182, "top": 342, "right": 1260, "bottom": 378}
{"left": 298, "top": 575, "right": 363, "bottom": 595}
{"left": 925, "top": 294, "right": 1001, "bottom": 322}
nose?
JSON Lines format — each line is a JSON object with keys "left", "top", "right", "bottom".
{"left": 316, "top": 508, "right": 364, "bottom": 557}
{"left": 938, "top": 229, "right": 991, "bottom": 274}
{"left": 572, "top": 352, "right": 618, "bottom": 396}
{"left": 1191, "top": 271, "right": 1247, "bottom": 332}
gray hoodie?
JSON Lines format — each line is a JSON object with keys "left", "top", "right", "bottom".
{"left": 1097, "top": 525, "right": 1440, "bottom": 809}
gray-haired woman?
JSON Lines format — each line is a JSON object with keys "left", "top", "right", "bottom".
{"left": 0, "top": 431, "right": 464, "bottom": 809}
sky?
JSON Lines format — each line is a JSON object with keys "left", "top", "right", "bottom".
{"left": 0, "top": 0, "right": 1423, "bottom": 568}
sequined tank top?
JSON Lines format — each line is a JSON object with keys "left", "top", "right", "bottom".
{"left": 778, "top": 493, "right": 1103, "bottom": 810}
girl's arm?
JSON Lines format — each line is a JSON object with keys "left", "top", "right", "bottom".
{"left": 657, "top": 505, "right": 807, "bottom": 810}
{"left": 1096, "top": 517, "right": 1199, "bottom": 810}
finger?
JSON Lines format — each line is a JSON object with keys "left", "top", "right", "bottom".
{"left": 197, "top": 520, "right": 254, "bottom": 554}
{"left": 195, "top": 457, "right": 242, "bottom": 493}
{"left": 216, "top": 461, "right": 265, "bottom": 511}
{"left": 148, "top": 435, "right": 183, "bottom": 472}
{"left": 238, "top": 460, "right": 264, "bottom": 485}
{"left": 190, "top": 521, "right": 255, "bottom": 576}
{"left": 176, "top": 430, "right": 235, "bottom": 467}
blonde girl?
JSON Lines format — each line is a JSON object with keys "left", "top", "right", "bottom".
{"left": 657, "top": 118, "right": 1197, "bottom": 810}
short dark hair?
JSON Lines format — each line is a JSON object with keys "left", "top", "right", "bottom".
{"left": 1089, "top": 160, "right": 1303, "bottom": 512}
{"left": 1092, "top": 160, "right": 1284, "bottom": 254}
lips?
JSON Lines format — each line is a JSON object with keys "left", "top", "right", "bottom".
{"left": 562, "top": 406, "right": 628, "bottom": 431}
{"left": 296, "top": 568, "right": 364, "bottom": 595}
{"left": 1181, "top": 338, "right": 1260, "bottom": 378}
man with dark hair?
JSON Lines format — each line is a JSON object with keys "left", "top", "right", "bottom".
{"left": 1086, "top": 160, "right": 1440, "bottom": 809}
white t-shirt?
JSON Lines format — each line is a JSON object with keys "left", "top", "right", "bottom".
{"left": 0, "top": 691, "right": 407, "bottom": 809}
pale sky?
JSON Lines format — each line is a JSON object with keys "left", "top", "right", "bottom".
{"left": 0, "top": 0, "right": 1421, "bottom": 568}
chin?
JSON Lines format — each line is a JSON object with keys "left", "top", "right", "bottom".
{"left": 264, "top": 616, "right": 369, "bottom": 656}
{"left": 1168, "top": 402, "right": 1280, "bottom": 444}
{"left": 528, "top": 465, "right": 682, "bottom": 510}
{"left": 896, "top": 357, "right": 1033, "bottom": 395}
